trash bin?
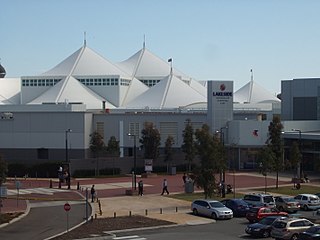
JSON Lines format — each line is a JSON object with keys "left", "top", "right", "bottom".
{"left": 169, "top": 167, "right": 176, "bottom": 175}
{"left": 185, "top": 181, "right": 194, "bottom": 193}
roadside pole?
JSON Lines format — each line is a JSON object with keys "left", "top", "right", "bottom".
{"left": 85, "top": 188, "right": 89, "bottom": 221}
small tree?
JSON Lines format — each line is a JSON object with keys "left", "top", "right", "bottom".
{"left": 267, "top": 115, "right": 283, "bottom": 188}
{"left": 140, "top": 122, "right": 161, "bottom": 160}
{"left": 164, "top": 135, "right": 175, "bottom": 173}
{"left": 0, "top": 157, "right": 8, "bottom": 186}
{"left": 90, "top": 131, "right": 105, "bottom": 176}
{"left": 106, "top": 136, "right": 120, "bottom": 175}
{"left": 181, "top": 119, "right": 196, "bottom": 172}
{"left": 289, "top": 141, "right": 301, "bottom": 185}
{"left": 193, "top": 124, "right": 216, "bottom": 198}
{"left": 258, "top": 146, "right": 275, "bottom": 193}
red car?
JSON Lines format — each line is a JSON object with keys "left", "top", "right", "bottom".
{"left": 246, "top": 206, "right": 288, "bottom": 223}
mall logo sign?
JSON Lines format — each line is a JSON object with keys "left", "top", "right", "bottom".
{"left": 212, "top": 84, "right": 233, "bottom": 96}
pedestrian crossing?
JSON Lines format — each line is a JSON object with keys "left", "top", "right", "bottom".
{"left": 113, "top": 236, "right": 146, "bottom": 240}
{"left": 7, "top": 187, "right": 68, "bottom": 196}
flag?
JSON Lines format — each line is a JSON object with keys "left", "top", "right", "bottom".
{"left": 253, "top": 129, "right": 259, "bottom": 137}
{"left": 168, "top": 58, "right": 172, "bottom": 62}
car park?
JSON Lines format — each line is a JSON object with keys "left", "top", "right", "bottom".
{"left": 298, "top": 225, "right": 320, "bottom": 239}
{"left": 220, "top": 198, "right": 250, "bottom": 217}
{"left": 275, "top": 196, "right": 300, "bottom": 213}
{"left": 243, "top": 193, "right": 276, "bottom": 208}
{"left": 271, "top": 217, "right": 315, "bottom": 240}
{"left": 191, "top": 199, "right": 233, "bottom": 220}
{"left": 294, "top": 194, "right": 320, "bottom": 211}
{"left": 245, "top": 215, "right": 286, "bottom": 238}
{"left": 246, "top": 206, "right": 288, "bottom": 223}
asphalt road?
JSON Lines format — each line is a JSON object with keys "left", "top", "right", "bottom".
{"left": 113, "top": 210, "right": 319, "bottom": 240}
{"left": 0, "top": 200, "right": 89, "bottom": 240}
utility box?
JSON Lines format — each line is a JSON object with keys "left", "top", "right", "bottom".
{"left": 185, "top": 181, "right": 194, "bottom": 193}
{"left": 169, "top": 167, "right": 176, "bottom": 175}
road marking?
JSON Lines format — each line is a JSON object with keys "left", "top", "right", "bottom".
{"left": 113, "top": 236, "right": 146, "bottom": 240}
{"left": 7, "top": 188, "right": 68, "bottom": 196}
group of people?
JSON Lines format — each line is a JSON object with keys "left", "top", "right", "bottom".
{"left": 137, "top": 178, "right": 169, "bottom": 196}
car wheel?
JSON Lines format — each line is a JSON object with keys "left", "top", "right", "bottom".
{"left": 291, "top": 234, "right": 299, "bottom": 240}
{"left": 262, "top": 230, "right": 270, "bottom": 238}
{"left": 211, "top": 212, "right": 217, "bottom": 220}
{"left": 303, "top": 205, "right": 308, "bottom": 211}
{"left": 192, "top": 208, "right": 198, "bottom": 215}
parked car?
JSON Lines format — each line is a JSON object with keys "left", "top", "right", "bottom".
{"left": 245, "top": 215, "right": 287, "bottom": 238}
{"left": 246, "top": 206, "right": 288, "bottom": 223}
{"left": 191, "top": 199, "right": 233, "bottom": 220}
{"left": 243, "top": 193, "right": 276, "bottom": 208}
{"left": 275, "top": 196, "right": 301, "bottom": 213}
{"left": 294, "top": 194, "right": 320, "bottom": 211}
{"left": 271, "top": 217, "right": 315, "bottom": 240}
{"left": 299, "top": 225, "right": 320, "bottom": 239}
{"left": 220, "top": 198, "right": 250, "bottom": 217}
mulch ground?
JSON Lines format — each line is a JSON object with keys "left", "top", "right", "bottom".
{"left": 50, "top": 215, "right": 176, "bottom": 240}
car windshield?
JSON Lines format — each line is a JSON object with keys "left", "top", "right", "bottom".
{"left": 272, "top": 221, "right": 287, "bottom": 228}
{"left": 263, "top": 196, "right": 274, "bottom": 203}
{"left": 234, "top": 199, "right": 248, "bottom": 206}
{"left": 209, "top": 201, "right": 225, "bottom": 208}
{"left": 259, "top": 217, "right": 277, "bottom": 225}
{"left": 305, "top": 226, "right": 320, "bottom": 234}
{"left": 283, "top": 197, "right": 295, "bottom": 202}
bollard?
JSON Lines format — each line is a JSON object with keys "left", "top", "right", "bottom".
{"left": 129, "top": 211, "right": 132, "bottom": 217}
{"left": 49, "top": 179, "right": 52, "bottom": 188}
{"left": 58, "top": 180, "right": 61, "bottom": 189}
{"left": 114, "top": 212, "right": 116, "bottom": 218}
{"left": 95, "top": 213, "right": 97, "bottom": 219}
{"left": 145, "top": 209, "right": 148, "bottom": 216}
{"left": 160, "top": 208, "right": 163, "bottom": 214}
{"left": 176, "top": 207, "right": 178, "bottom": 212}
{"left": 77, "top": 182, "right": 80, "bottom": 190}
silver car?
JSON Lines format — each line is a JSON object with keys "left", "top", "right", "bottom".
{"left": 191, "top": 199, "right": 233, "bottom": 220}
{"left": 294, "top": 194, "right": 320, "bottom": 210}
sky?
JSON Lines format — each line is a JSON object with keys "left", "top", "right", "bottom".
{"left": 1, "top": 0, "right": 320, "bottom": 94}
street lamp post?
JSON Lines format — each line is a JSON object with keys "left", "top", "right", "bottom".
{"left": 65, "top": 128, "right": 72, "bottom": 189}
{"left": 65, "top": 129, "right": 72, "bottom": 163}
{"left": 292, "top": 129, "right": 302, "bottom": 179}
{"left": 128, "top": 133, "right": 137, "bottom": 190}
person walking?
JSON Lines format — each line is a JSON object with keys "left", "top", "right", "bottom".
{"left": 182, "top": 173, "right": 187, "bottom": 185}
{"left": 161, "top": 178, "right": 169, "bottom": 195}
{"left": 138, "top": 180, "right": 144, "bottom": 196}
{"left": 90, "top": 185, "right": 96, "bottom": 202}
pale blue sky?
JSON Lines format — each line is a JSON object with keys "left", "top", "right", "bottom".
{"left": 1, "top": 0, "right": 320, "bottom": 94}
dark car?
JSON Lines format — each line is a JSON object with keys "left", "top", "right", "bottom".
{"left": 220, "top": 198, "right": 250, "bottom": 217}
{"left": 245, "top": 215, "right": 286, "bottom": 238}
{"left": 246, "top": 206, "right": 288, "bottom": 223}
{"left": 299, "top": 226, "right": 320, "bottom": 240}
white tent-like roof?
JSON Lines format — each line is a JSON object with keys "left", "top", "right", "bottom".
{"left": 28, "top": 76, "right": 112, "bottom": 109}
{"left": 126, "top": 74, "right": 207, "bottom": 109}
{"left": 0, "top": 78, "right": 21, "bottom": 104}
{"left": 234, "top": 80, "right": 280, "bottom": 104}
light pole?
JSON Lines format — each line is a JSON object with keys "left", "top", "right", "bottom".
{"left": 65, "top": 129, "right": 72, "bottom": 163}
{"left": 128, "top": 133, "right": 137, "bottom": 190}
{"left": 292, "top": 129, "right": 302, "bottom": 179}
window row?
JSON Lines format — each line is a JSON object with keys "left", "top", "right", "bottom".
{"left": 77, "top": 78, "right": 122, "bottom": 86}
{"left": 22, "top": 79, "right": 61, "bottom": 87}
{"left": 141, "top": 79, "right": 161, "bottom": 87}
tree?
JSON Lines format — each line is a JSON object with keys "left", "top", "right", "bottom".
{"left": 193, "top": 124, "right": 216, "bottom": 198}
{"left": 106, "top": 136, "right": 120, "bottom": 175}
{"left": 90, "top": 131, "right": 105, "bottom": 176}
{"left": 266, "top": 115, "right": 283, "bottom": 188}
{"left": 106, "top": 136, "right": 120, "bottom": 157}
{"left": 181, "top": 119, "right": 196, "bottom": 172}
{"left": 164, "top": 135, "right": 175, "bottom": 173}
{"left": 258, "top": 145, "right": 275, "bottom": 193}
{"left": 140, "top": 122, "right": 161, "bottom": 160}
{"left": 289, "top": 141, "right": 301, "bottom": 180}
{"left": 0, "top": 157, "right": 7, "bottom": 186}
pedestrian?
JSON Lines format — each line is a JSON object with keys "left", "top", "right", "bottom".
{"left": 161, "top": 178, "right": 169, "bottom": 195}
{"left": 90, "top": 185, "right": 95, "bottom": 202}
{"left": 182, "top": 173, "right": 187, "bottom": 185}
{"left": 138, "top": 180, "right": 144, "bottom": 196}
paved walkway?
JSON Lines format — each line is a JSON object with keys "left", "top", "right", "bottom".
{"left": 1, "top": 171, "right": 319, "bottom": 228}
